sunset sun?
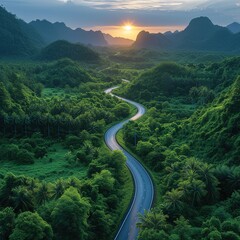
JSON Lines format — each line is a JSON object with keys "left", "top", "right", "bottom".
{"left": 123, "top": 24, "right": 133, "bottom": 31}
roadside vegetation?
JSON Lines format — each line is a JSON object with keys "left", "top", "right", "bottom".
{"left": 117, "top": 57, "right": 240, "bottom": 240}
{"left": 0, "top": 58, "right": 134, "bottom": 240}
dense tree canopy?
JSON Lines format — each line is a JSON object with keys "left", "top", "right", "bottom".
{"left": 119, "top": 57, "right": 240, "bottom": 239}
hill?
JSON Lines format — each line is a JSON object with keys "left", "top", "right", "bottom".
{"left": 116, "top": 56, "right": 240, "bottom": 107}
{"left": 184, "top": 75, "right": 240, "bottom": 163}
{"left": 119, "top": 62, "right": 198, "bottom": 101}
{"left": 120, "top": 57, "right": 240, "bottom": 240}
{"left": 0, "top": 6, "right": 44, "bottom": 56}
{"left": 133, "top": 31, "right": 171, "bottom": 49}
{"left": 34, "top": 58, "right": 94, "bottom": 88}
{"left": 30, "top": 20, "right": 108, "bottom": 46}
{"left": 227, "top": 22, "right": 240, "bottom": 34}
{"left": 103, "top": 33, "right": 134, "bottom": 46}
{"left": 40, "top": 40, "right": 99, "bottom": 62}
{"left": 134, "top": 17, "right": 240, "bottom": 52}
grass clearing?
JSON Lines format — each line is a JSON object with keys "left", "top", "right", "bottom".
{"left": 0, "top": 143, "right": 87, "bottom": 182}
{"left": 42, "top": 88, "right": 66, "bottom": 98}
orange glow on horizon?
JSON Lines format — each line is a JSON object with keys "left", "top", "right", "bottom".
{"left": 122, "top": 22, "right": 134, "bottom": 32}
{"left": 85, "top": 25, "right": 185, "bottom": 40}
{"left": 123, "top": 25, "right": 133, "bottom": 31}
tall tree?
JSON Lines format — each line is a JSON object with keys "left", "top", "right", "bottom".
{"left": 0, "top": 207, "right": 15, "bottom": 240}
{"left": 51, "top": 187, "right": 90, "bottom": 240}
{"left": 9, "top": 211, "right": 53, "bottom": 240}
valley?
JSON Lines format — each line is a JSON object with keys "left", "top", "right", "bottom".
{"left": 0, "top": 3, "right": 240, "bottom": 240}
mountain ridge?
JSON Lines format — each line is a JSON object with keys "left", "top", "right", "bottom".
{"left": 133, "top": 30, "right": 171, "bottom": 48}
{"left": 134, "top": 17, "right": 240, "bottom": 52}
{"left": 227, "top": 22, "right": 240, "bottom": 34}
{"left": 29, "top": 19, "right": 108, "bottom": 46}
{"left": 103, "top": 33, "right": 134, "bottom": 46}
{"left": 0, "top": 6, "right": 44, "bottom": 56}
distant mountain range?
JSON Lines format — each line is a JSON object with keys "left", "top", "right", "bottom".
{"left": 0, "top": 5, "right": 134, "bottom": 57}
{"left": 30, "top": 20, "right": 108, "bottom": 47}
{"left": 227, "top": 22, "right": 240, "bottom": 34}
{"left": 134, "top": 17, "right": 240, "bottom": 52}
{"left": 1, "top": 5, "right": 240, "bottom": 57}
{"left": 30, "top": 20, "right": 134, "bottom": 47}
{"left": 103, "top": 34, "right": 134, "bottom": 46}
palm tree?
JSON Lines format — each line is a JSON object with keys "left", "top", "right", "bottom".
{"left": 184, "top": 169, "right": 199, "bottom": 183}
{"left": 197, "top": 163, "right": 219, "bottom": 203}
{"left": 164, "top": 163, "right": 181, "bottom": 189}
{"left": 27, "top": 178, "right": 38, "bottom": 193}
{"left": 227, "top": 167, "right": 240, "bottom": 192}
{"left": 137, "top": 209, "right": 169, "bottom": 231}
{"left": 11, "top": 186, "right": 34, "bottom": 212}
{"left": 179, "top": 179, "right": 207, "bottom": 206}
{"left": 51, "top": 179, "right": 65, "bottom": 200}
{"left": 164, "top": 189, "right": 184, "bottom": 217}
{"left": 36, "top": 182, "right": 50, "bottom": 205}
{"left": 183, "top": 158, "right": 200, "bottom": 176}
{"left": 214, "top": 165, "right": 235, "bottom": 198}
{"left": 189, "top": 179, "right": 207, "bottom": 206}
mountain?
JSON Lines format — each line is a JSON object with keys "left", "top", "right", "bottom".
{"left": 103, "top": 34, "right": 134, "bottom": 46}
{"left": 29, "top": 20, "right": 107, "bottom": 46}
{"left": 40, "top": 40, "right": 99, "bottom": 62}
{"left": 133, "top": 31, "right": 171, "bottom": 49}
{"left": 0, "top": 6, "right": 44, "bottom": 56}
{"left": 134, "top": 17, "right": 240, "bottom": 52}
{"left": 227, "top": 22, "right": 240, "bottom": 34}
{"left": 172, "top": 17, "right": 223, "bottom": 49}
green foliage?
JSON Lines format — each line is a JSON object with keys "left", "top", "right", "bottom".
{"left": 122, "top": 62, "right": 192, "bottom": 100}
{"left": 113, "top": 102, "right": 130, "bottom": 118}
{"left": 117, "top": 57, "right": 240, "bottom": 104}
{"left": 9, "top": 211, "right": 53, "bottom": 240}
{"left": 0, "top": 207, "right": 15, "bottom": 240}
{"left": 51, "top": 187, "right": 90, "bottom": 240}
{"left": 121, "top": 57, "right": 240, "bottom": 240}
{"left": 16, "top": 149, "right": 34, "bottom": 165}
{"left": 40, "top": 40, "right": 99, "bottom": 62}
{"left": 184, "top": 76, "right": 240, "bottom": 163}
{"left": 34, "top": 146, "right": 47, "bottom": 159}
{"left": 35, "top": 59, "right": 94, "bottom": 88}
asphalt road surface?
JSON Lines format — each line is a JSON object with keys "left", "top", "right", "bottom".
{"left": 104, "top": 87, "right": 154, "bottom": 240}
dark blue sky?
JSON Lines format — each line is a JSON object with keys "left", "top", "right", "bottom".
{"left": 2, "top": 0, "right": 240, "bottom": 29}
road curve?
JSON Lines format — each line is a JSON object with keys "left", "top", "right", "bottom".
{"left": 104, "top": 86, "right": 154, "bottom": 240}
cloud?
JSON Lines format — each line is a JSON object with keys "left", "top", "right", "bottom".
{"left": 62, "top": 0, "right": 201, "bottom": 10}
{"left": 1, "top": 0, "right": 240, "bottom": 29}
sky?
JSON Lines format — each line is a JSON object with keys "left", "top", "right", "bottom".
{"left": 2, "top": 0, "right": 240, "bottom": 39}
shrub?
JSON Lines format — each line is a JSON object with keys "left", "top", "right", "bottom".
{"left": 16, "top": 149, "right": 34, "bottom": 165}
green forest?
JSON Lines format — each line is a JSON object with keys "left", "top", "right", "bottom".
{"left": 115, "top": 57, "right": 240, "bottom": 240}
{"left": 0, "top": 56, "right": 135, "bottom": 239}
{"left": 1, "top": 54, "right": 240, "bottom": 239}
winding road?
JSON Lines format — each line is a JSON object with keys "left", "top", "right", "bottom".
{"left": 104, "top": 87, "right": 154, "bottom": 240}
